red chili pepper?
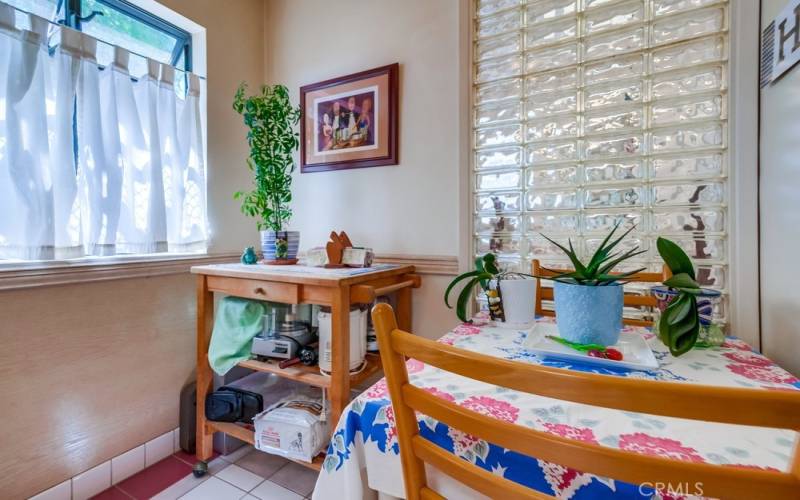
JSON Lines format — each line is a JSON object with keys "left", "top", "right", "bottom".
{"left": 605, "top": 348, "right": 623, "bottom": 361}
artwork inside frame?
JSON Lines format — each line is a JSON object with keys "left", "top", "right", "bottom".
{"left": 300, "top": 63, "right": 398, "bottom": 173}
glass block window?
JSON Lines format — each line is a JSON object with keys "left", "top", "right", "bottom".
{"left": 473, "top": 0, "right": 729, "bottom": 321}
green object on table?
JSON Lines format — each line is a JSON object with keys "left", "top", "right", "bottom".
{"left": 547, "top": 335, "right": 606, "bottom": 352}
{"left": 208, "top": 297, "right": 266, "bottom": 375}
{"left": 241, "top": 246, "right": 258, "bottom": 265}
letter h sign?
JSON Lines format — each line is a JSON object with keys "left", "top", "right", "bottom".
{"left": 772, "top": 0, "right": 800, "bottom": 82}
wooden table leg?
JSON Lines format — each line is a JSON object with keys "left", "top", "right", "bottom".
{"left": 196, "top": 275, "right": 215, "bottom": 463}
{"left": 396, "top": 284, "right": 412, "bottom": 332}
{"left": 329, "top": 285, "right": 351, "bottom": 431}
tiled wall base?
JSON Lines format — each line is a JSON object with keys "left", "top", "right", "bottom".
{"left": 28, "top": 432, "right": 318, "bottom": 500}
{"left": 30, "top": 428, "right": 182, "bottom": 500}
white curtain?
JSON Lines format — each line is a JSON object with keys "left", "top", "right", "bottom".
{"left": 0, "top": 6, "right": 206, "bottom": 260}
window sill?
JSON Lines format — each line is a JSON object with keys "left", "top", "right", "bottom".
{"left": 0, "top": 252, "right": 240, "bottom": 291}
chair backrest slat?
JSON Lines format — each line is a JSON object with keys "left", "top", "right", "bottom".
{"left": 372, "top": 303, "right": 800, "bottom": 500}
{"left": 532, "top": 259, "right": 668, "bottom": 327}
{"left": 394, "top": 327, "right": 800, "bottom": 429}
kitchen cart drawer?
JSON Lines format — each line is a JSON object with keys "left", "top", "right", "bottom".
{"left": 206, "top": 276, "right": 300, "bottom": 303}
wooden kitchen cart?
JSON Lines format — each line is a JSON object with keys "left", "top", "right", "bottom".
{"left": 190, "top": 263, "right": 420, "bottom": 471}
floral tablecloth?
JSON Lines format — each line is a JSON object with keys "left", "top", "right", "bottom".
{"left": 312, "top": 318, "right": 800, "bottom": 499}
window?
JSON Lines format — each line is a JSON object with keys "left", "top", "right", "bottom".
{"left": 7, "top": 0, "right": 191, "bottom": 74}
{"left": 0, "top": 0, "right": 206, "bottom": 261}
{"left": 473, "top": 0, "right": 729, "bottom": 323}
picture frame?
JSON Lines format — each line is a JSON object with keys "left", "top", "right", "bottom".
{"left": 300, "top": 63, "right": 399, "bottom": 173}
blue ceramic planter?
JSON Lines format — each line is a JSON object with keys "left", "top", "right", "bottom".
{"left": 260, "top": 230, "right": 300, "bottom": 260}
{"left": 554, "top": 281, "right": 623, "bottom": 346}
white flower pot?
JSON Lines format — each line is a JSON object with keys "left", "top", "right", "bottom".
{"left": 498, "top": 278, "right": 537, "bottom": 328}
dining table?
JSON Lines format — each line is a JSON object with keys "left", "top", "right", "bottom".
{"left": 311, "top": 315, "right": 800, "bottom": 499}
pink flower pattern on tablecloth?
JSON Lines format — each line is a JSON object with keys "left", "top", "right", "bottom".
{"left": 461, "top": 395, "right": 520, "bottom": 422}
{"left": 727, "top": 363, "right": 800, "bottom": 385}
{"left": 440, "top": 323, "right": 482, "bottom": 345}
{"left": 721, "top": 338, "right": 752, "bottom": 351}
{"left": 382, "top": 405, "right": 397, "bottom": 451}
{"left": 619, "top": 433, "right": 704, "bottom": 462}
{"left": 538, "top": 461, "right": 594, "bottom": 499}
{"left": 365, "top": 359, "right": 426, "bottom": 399}
{"left": 722, "top": 351, "right": 772, "bottom": 366}
{"left": 422, "top": 386, "right": 456, "bottom": 402}
{"left": 446, "top": 396, "right": 520, "bottom": 461}
{"left": 365, "top": 378, "right": 388, "bottom": 399}
{"left": 536, "top": 423, "right": 600, "bottom": 496}
{"left": 542, "top": 423, "right": 598, "bottom": 444}
{"left": 454, "top": 323, "right": 482, "bottom": 335}
{"left": 406, "top": 358, "right": 425, "bottom": 374}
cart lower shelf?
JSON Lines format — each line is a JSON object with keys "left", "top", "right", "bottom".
{"left": 206, "top": 421, "right": 325, "bottom": 471}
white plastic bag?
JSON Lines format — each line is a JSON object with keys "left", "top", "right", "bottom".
{"left": 253, "top": 394, "right": 329, "bottom": 462}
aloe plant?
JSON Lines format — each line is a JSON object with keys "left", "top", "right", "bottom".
{"left": 656, "top": 237, "right": 702, "bottom": 356}
{"left": 538, "top": 223, "right": 647, "bottom": 286}
{"left": 444, "top": 254, "right": 503, "bottom": 323}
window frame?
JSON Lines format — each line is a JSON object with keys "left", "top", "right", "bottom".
{"left": 61, "top": 0, "right": 192, "bottom": 71}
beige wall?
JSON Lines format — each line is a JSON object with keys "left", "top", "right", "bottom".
{"left": 0, "top": 275, "right": 196, "bottom": 499}
{"left": 263, "top": 0, "right": 467, "bottom": 339}
{"left": 1, "top": 1, "right": 264, "bottom": 497}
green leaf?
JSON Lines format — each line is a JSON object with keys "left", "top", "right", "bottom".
{"left": 546, "top": 335, "right": 606, "bottom": 352}
{"left": 664, "top": 272, "right": 700, "bottom": 290}
{"left": 456, "top": 277, "right": 482, "bottom": 323}
{"left": 657, "top": 237, "right": 695, "bottom": 279}
{"left": 475, "top": 256, "right": 489, "bottom": 289}
{"left": 540, "top": 234, "right": 587, "bottom": 278}
{"left": 665, "top": 293, "right": 691, "bottom": 325}
{"left": 666, "top": 296, "right": 699, "bottom": 356}
{"left": 597, "top": 248, "right": 648, "bottom": 275}
{"left": 482, "top": 253, "right": 500, "bottom": 274}
{"left": 444, "top": 270, "right": 489, "bottom": 308}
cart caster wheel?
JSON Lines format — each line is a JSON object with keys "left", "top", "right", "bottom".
{"left": 192, "top": 461, "right": 208, "bottom": 478}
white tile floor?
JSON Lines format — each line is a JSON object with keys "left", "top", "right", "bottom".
{"left": 154, "top": 446, "right": 316, "bottom": 500}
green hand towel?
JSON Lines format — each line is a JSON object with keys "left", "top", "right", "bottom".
{"left": 208, "top": 297, "right": 266, "bottom": 375}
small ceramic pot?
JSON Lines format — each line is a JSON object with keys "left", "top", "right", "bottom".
{"left": 554, "top": 281, "right": 623, "bottom": 346}
{"left": 651, "top": 285, "right": 724, "bottom": 346}
{"left": 497, "top": 278, "right": 537, "bottom": 327}
{"left": 260, "top": 230, "right": 300, "bottom": 260}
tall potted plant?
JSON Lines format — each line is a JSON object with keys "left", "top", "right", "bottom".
{"left": 537, "top": 223, "right": 646, "bottom": 346}
{"left": 233, "top": 83, "right": 301, "bottom": 263}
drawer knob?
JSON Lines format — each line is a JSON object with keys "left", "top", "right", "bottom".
{"left": 254, "top": 287, "right": 266, "bottom": 295}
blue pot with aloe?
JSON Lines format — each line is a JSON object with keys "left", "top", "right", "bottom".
{"left": 537, "top": 223, "right": 647, "bottom": 348}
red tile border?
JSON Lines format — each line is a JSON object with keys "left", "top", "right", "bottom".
{"left": 113, "top": 456, "right": 192, "bottom": 499}
{"left": 90, "top": 486, "right": 134, "bottom": 500}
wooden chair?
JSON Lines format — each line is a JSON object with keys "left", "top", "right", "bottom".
{"left": 532, "top": 259, "right": 669, "bottom": 327}
{"left": 372, "top": 303, "right": 800, "bottom": 500}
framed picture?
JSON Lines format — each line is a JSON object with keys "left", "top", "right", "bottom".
{"left": 300, "top": 63, "right": 398, "bottom": 173}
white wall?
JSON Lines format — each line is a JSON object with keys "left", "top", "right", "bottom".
{"left": 760, "top": 0, "right": 800, "bottom": 376}
{"left": 263, "top": 0, "right": 468, "bottom": 338}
